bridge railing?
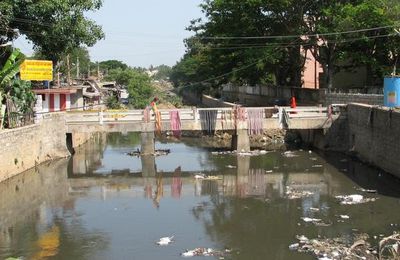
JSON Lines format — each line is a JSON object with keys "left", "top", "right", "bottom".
{"left": 65, "top": 105, "right": 344, "bottom": 124}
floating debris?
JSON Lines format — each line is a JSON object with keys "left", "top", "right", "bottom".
{"left": 358, "top": 188, "right": 378, "bottom": 193}
{"left": 194, "top": 173, "right": 206, "bottom": 179}
{"left": 335, "top": 194, "right": 377, "bottom": 205}
{"left": 127, "top": 149, "right": 170, "bottom": 157}
{"left": 302, "top": 217, "right": 322, "bottom": 223}
{"left": 181, "top": 248, "right": 231, "bottom": 258}
{"left": 194, "top": 174, "right": 221, "bottom": 180}
{"left": 226, "top": 165, "right": 237, "bottom": 169}
{"left": 265, "top": 170, "right": 273, "bottom": 173}
{"left": 309, "top": 207, "right": 320, "bottom": 212}
{"left": 156, "top": 236, "right": 174, "bottom": 246}
{"left": 291, "top": 232, "right": 400, "bottom": 260}
{"left": 312, "top": 165, "right": 323, "bottom": 168}
{"left": 286, "top": 186, "right": 314, "bottom": 199}
{"left": 339, "top": 215, "right": 350, "bottom": 219}
{"left": 310, "top": 157, "right": 318, "bottom": 161}
{"left": 283, "top": 151, "right": 299, "bottom": 158}
{"left": 289, "top": 243, "right": 300, "bottom": 250}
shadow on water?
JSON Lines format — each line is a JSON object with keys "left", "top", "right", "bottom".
{"left": 319, "top": 151, "right": 400, "bottom": 198}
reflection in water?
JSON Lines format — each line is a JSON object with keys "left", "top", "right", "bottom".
{"left": 153, "top": 173, "right": 164, "bottom": 208}
{"left": 32, "top": 225, "right": 60, "bottom": 259}
{"left": 171, "top": 166, "right": 183, "bottom": 199}
{"left": 0, "top": 159, "right": 109, "bottom": 260}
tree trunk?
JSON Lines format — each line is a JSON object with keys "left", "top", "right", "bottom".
{"left": 327, "top": 63, "right": 334, "bottom": 90}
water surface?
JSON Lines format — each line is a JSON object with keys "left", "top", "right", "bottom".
{"left": 1, "top": 133, "right": 400, "bottom": 260}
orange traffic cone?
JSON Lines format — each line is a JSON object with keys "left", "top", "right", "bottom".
{"left": 290, "top": 96, "right": 297, "bottom": 108}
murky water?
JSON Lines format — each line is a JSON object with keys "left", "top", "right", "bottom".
{"left": 1, "top": 133, "right": 400, "bottom": 260}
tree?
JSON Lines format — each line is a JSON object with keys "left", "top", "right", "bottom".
{"left": 153, "top": 65, "right": 172, "bottom": 81}
{"left": 0, "top": 0, "right": 104, "bottom": 63}
{"left": 0, "top": 48, "right": 25, "bottom": 104}
{"left": 99, "top": 60, "right": 128, "bottom": 72}
{"left": 172, "top": 0, "right": 308, "bottom": 89}
{"left": 174, "top": 0, "right": 400, "bottom": 91}
{"left": 104, "top": 68, "right": 154, "bottom": 109}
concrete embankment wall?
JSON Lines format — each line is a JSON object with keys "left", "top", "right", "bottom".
{"left": 0, "top": 113, "right": 96, "bottom": 183}
{"left": 347, "top": 103, "right": 400, "bottom": 177}
{"left": 325, "top": 93, "right": 383, "bottom": 106}
{"left": 221, "top": 84, "right": 384, "bottom": 106}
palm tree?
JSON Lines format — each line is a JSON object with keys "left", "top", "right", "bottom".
{"left": 0, "top": 48, "right": 25, "bottom": 101}
{"left": 0, "top": 48, "right": 25, "bottom": 128}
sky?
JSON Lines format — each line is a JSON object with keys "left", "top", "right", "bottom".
{"left": 15, "top": 0, "right": 204, "bottom": 68}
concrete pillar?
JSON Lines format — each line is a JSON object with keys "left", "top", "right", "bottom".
{"left": 232, "top": 129, "right": 250, "bottom": 152}
{"left": 237, "top": 155, "right": 250, "bottom": 176}
{"left": 141, "top": 155, "right": 156, "bottom": 177}
{"left": 141, "top": 131, "right": 155, "bottom": 155}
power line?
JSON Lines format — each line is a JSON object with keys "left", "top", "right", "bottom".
{"left": 196, "top": 25, "right": 399, "bottom": 40}
{"left": 192, "top": 33, "right": 397, "bottom": 51}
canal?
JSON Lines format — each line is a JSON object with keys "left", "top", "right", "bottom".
{"left": 1, "top": 133, "right": 400, "bottom": 260}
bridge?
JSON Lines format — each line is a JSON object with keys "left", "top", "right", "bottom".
{"left": 65, "top": 106, "right": 343, "bottom": 153}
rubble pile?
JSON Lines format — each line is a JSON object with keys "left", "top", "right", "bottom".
{"left": 290, "top": 233, "right": 400, "bottom": 260}
{"left": 181, "top": 248, "right": 232, "bottom": 258}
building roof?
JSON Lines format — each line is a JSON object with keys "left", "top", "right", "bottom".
{"left": 33, "top": 88, "right": 78, "bottom": 94}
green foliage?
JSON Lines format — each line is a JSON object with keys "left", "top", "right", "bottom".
{"left": 153, "top": 65, "right": 172, "bottom": 81}
{"left": 0, "top": 49, "right": 25, "bottom": 88}
{"left": 126, "top": 72, "right": 154, "bottom": 109}
{"left": 99, "top": 60, "right": 128, "bottom": 71}
{"left": 9, "top": 80, "right": 36, "bottom": 113}
{"left": 105, "top": 95, "right": 121, "bottom": 110}
{"left": 0, "top": 0, "right": 104, "bottom": 62}
{"left": 172, "top": 0, "right": 400, "bottom": 90}
{"left": 104, "top": 68, "right": 154, "bottom": 109}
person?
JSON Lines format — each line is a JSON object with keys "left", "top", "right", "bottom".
{"left": 150, "top": 97, "right": 159, "bottom": 109}
{"left": 150, "top": 97, "right": 162, "bottom": 134}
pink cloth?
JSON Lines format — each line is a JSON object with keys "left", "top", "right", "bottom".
{"left": 247, "top": 108, "right": 263, "bottom": 135}
{"left": 169, "top": 110, "right": 181, "bottom": 138}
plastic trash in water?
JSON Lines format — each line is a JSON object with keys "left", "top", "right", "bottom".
{"left": 156, "top": 236, "right": 174, "bottom": 246}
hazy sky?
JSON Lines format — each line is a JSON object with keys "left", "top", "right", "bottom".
{"left": 15, "top": 0, "right": 204, "bottom": 68}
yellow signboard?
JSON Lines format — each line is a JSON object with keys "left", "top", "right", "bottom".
{"left": 20, "top": 60, "right": 53, "bottom": 81}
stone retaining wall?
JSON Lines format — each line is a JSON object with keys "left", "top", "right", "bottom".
{"left": 0, "top": 113, "right": 70, "bottom": 182}
{"left": 347, "top": 103, "right": 400, "bottom": 178}
{"left": 324, "top": 93, "right": 383, "bottom": 106}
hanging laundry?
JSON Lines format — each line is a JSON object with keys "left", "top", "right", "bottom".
{"left": 169, "top": 110, "right": 182, "bottom": 138}
{"left": 199, "top": 110, "right": 218, "bottom": 135}
{"left": 247, "top": 108, "right": 264, "bottom": 135}
{"left": 220, "top": 110, "right": 233, "bottom": 130}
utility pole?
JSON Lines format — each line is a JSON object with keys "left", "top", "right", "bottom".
{"left": 97, "top": 62, "right": 100, "bottom": 79}
{"left": 76, "top": 57, "right": 80, "bottom": 79}
{"left": 67, "top": 54, "right": 71, "bottom": 86}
